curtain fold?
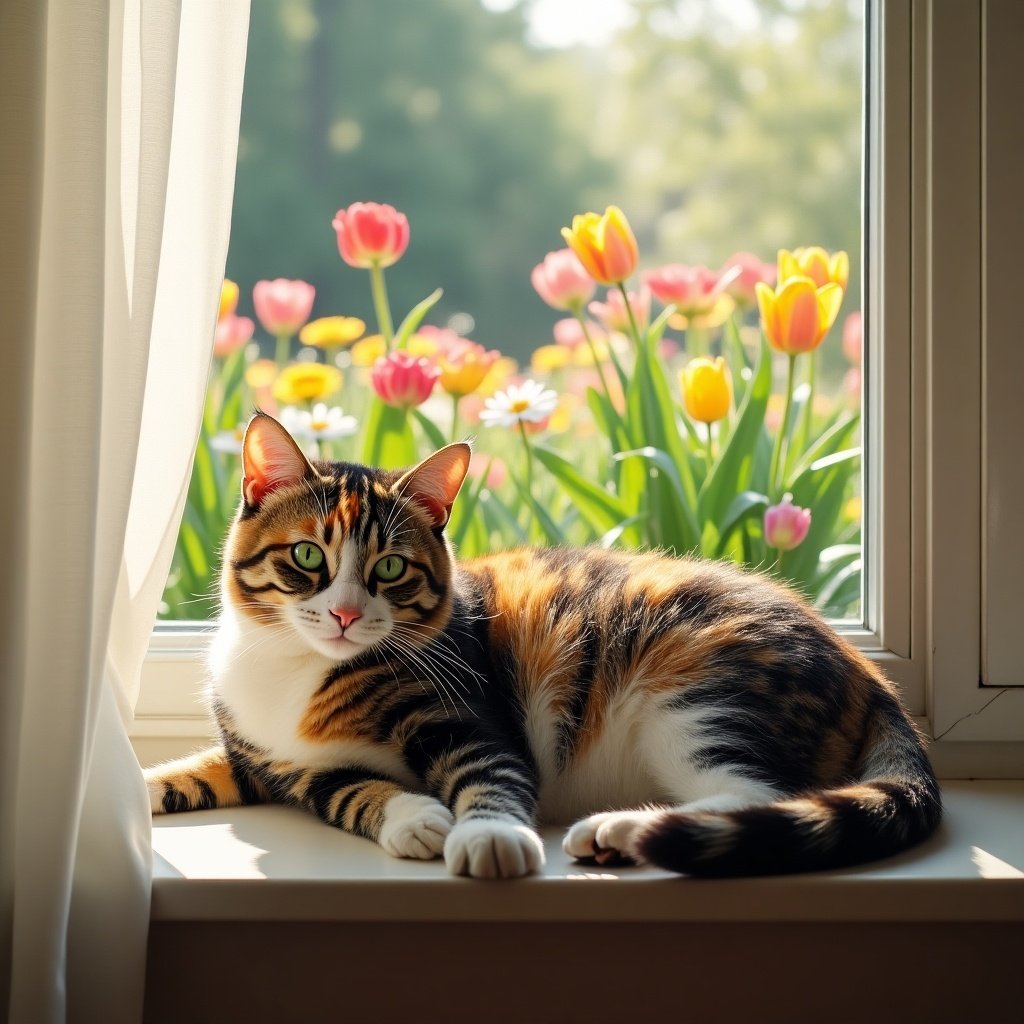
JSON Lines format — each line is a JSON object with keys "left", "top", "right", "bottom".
{"left": 0, "top": 1, "right": 250, "bottom": 1021}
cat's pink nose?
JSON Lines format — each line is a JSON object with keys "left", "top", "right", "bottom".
{"left": 329, "top": 607, "right": 362, "bottom": 629}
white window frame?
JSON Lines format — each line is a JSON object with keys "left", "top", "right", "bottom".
{"left": 133, "top": 0, "right": 1024, "bottom": 771}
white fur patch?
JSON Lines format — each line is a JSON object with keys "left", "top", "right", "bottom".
{"left": 444, "top": 819, "right": 545, "bottom": 879}
{"left": 378, "top": 793, "right": 454, "bottom": 860}
{"left": 146, "top": 775, "right": 166, "bottom": 814}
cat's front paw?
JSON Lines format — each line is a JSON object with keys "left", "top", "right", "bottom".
{"left": 144, "top": 771, "right": 167, "bottom": 815}
{"left": 379, "top": 793, "right": 454, "bottom": 860}
{"left": 563, "top": 809, "right": 662, "bottom": 865}
{"left": 444, "top": 819, "right": 545, "bottom": 879}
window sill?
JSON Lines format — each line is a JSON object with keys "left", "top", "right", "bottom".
{"left": 151, "top": 780, "right": 1024, "bottom": 925}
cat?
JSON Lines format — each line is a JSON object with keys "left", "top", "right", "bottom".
{"left": 145, "top": 411, "right": 941, "bottom": 878}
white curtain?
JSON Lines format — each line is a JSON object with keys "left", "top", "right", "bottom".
{"left": 0, "top": 1, "right": 250, "bottom": 1021}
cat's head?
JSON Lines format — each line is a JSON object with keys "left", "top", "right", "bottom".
{"left": 222, "top": 411, "right": 470, "bottom": 662}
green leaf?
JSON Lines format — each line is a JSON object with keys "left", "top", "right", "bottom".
{"left": 785, "top": 413, "right": 860, "bottom": 488}
{"left": 411, "top": 407, "right": 448, "bottom": 450}
{"left": 599, "top": 514, "right": 644, "bottom": 549}
{"left": 510, "top": 471, "right": 566, "bottom": 545}
{"left": 533, "top": 444, "right": 629, "bottom": 535}
{"left": 613, "top": 446, "right": 700, "bottom": 544}
{"left": 361, "top": 397, "right": 416, "bottom": 468}
{"left": 394, "top": 288, "right": 443, "bottom": 350}
{"left": 713, "top": 490, "right": 770, "bottom": 557}
{"left": 697, "top": 331, "right": 773, "bottom": 535}
{"left": 809, "top": 446, "right": 861, "bottom": 473}
{"left": 478, "top": 488, "right": 528, "bottom": 545}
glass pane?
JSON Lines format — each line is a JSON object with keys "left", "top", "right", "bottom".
{"left": 160, "top": 0, "right": 864, "bottom": 623}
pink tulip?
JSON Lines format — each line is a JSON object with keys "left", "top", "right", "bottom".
{"left": 588, "top": 287, "right": 650, "bottom": 333}
{"left": 416, "top": 325, "right": 465, "bottom": 359}
{"left": 843, "top": 311, "right": 862, "bottom": 364}
{"left": 370, "top": 351, "right": 439, "bottom": 409}
{"left": 531, "top": 249, "right": 596, "bottom": 311}
{"left": 253, "top": 279, "right": 315, "bottom": 337}
{"left": 644, "top": 264, "right": 725, "bottom": 318}
{"left": 720, "top": 252, "right": 777, "bottom": 308}
{"left": 213, "top": 313, "right": 254, "bottom": 358}
{"left": 332, "top": 202, "right": 410, "bottom": 269}
{"left": 764, "top": 495, "right": 812, "bottom": 551}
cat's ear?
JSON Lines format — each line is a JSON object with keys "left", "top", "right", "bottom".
{"left": 241, "top": 411, "right": 312, "bottom": 509}
{"left": 394, "top": 442, "right": 471, "bottom": 528}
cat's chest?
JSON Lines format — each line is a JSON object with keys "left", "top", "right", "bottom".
{"left": 209, "top": 628, "right": 412, "bottom": 781}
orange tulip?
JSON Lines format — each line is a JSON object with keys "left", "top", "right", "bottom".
{"left": 778, "top": 247, "right": 849, "bottom": 291}
{"left": 755, "top": 276, "right": 843, "bottom": 355}
{"left": 560, "top": 206, "right": 639, "bottom": 285}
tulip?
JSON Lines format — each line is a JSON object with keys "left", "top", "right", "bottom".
{"left": 371, "top": 351, "right": 439, "bottom": 409}
{"left": 764, "top": 495, "right": 812, "bottom": 552}
{"left": 213, "top": 313, "right": 255, "bottom": 358}
{"left": 589, "top": 287, "right": 650, "bottom": 334}
{"left": 645, "top": 264, "right": 726, "bottom": 319}
{"left": 332, "top": 202, "right": 410, "bottom": 269}
{"left": 561, "top": 205, "right": 639, "bottom": 286}
{"left": 350, "top": 334, "right": 387, "bottom": 367}
{"left": 531, "top": 249, "right": 596, "bottom": 311}
{"left": 299, "top": 316, "right": 365, "bottom": 350}
{"left": 438, "top": 341, "right": 499, "bottom": 397}
{"left": 253, "top": 279, "right": 316, "bottom": 364}
{"left": 219, "top": 279, "right": 240, "bottom": 320}
{"left": 439, "top": 340, "right": 500, "bottom": 441}
{"left": 531, "top": 344, "right": 572, "bottom": 373}
{"left": 778, "top": 247, "right": 849, "bottom": 291}
{"left": 755, "top": 276, "right": 842, "bottom": 356}
{"left": 680, "top": 357, "right": 731, "bottom": 425}
{"left": 719, "top": 252, "right": 776, "bottom": 308}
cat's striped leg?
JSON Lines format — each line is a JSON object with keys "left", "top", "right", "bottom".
{"left": 145, "top": 745, "right": 265, "bottom": 814}
{"left": 415, "top": 734, "right": 544, "bottom": 878}
{"left": 283, "top": 766, "right": 454, "bottom": 860}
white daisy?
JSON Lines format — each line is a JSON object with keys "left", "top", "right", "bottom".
{"left": 280, "top": 403, "right": 358, "bottom": 441}
{"left": 480, "top": 379, "right": 558, "bottom": 428}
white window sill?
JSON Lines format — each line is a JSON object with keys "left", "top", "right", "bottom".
{"left": 151, "top": 780, "right": 1024, "bottom": 924}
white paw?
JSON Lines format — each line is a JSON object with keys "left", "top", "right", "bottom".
{"left": 444, "top": 819, "right": 545, "bottom": 879}
{"left": 562, "top": 809, "right": 662, "bottom": 864}
{"left": 379, "top": 793, "right": 454, "bottom": 860}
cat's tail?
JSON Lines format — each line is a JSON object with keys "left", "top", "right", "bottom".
{"left": 636, "top": 689, "right": 942, "bottom": 877}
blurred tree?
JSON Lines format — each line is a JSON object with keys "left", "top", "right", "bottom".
{"left": 226, "top": 0, "right": 614, "bottom": 360}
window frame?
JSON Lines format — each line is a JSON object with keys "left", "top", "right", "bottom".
{"left": 134, "top": 0, "right": 1024, "bottom": 769}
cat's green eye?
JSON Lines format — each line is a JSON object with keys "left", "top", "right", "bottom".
{"left": 292, "top": 542, "right": 324, "bottom": 571}
{"left": 373, "top": 555, "right": 406, "bottom": 582}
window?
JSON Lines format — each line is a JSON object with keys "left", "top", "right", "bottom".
{"left": 136, "top": 1, "right": 1024, "bottom": 767}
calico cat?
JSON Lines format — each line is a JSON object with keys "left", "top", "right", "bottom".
{"left": 145, "top": 411, "right": 941, "bottom": 878}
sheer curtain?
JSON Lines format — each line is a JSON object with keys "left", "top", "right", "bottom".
{"left": 0, "top": 1, "right": 250, "bottom": 1021}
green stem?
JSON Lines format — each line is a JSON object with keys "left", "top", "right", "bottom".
{"left": 451, "top": 393, "right": 460, "bottom": 443}
{"left": 369, "top": 262, "right": 395, "bottom": 350}
{"left": 617, "top": 282, "right": 644, "bottom": 351}
{"left": 573, "top": 307, "right": 615, "bottom": 405}
{"left": 705, "top": 422, "right": 715, "bottom": 475}
{"left": 768, "top": 354, "right": 797, "bottom": 500}
{"left": 793, "top": 349, "right": 817, "bottom": 470}
{"left": 518, "top": 420, "right": 534, "bottom": 494}
{"left": 275, "top": 333, "right": 291, "bottom": 366}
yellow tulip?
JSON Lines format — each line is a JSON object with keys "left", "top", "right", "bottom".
{"left": 299, "top": 316, "right": 365, "bottom": 348}
{"left": 219, "top": 279, "right": 239, "bottom": 320}
{"left": 272, "top": 363, "right": 343, "bottom": 404}
{"left": 778, "top": 247, "right": 849, "bottom": 291}
{"left": 439, "top": 343, "right": 500, "bottom": 398}
{"left": 680, "top": 357, "right": 731, "bottom": 424}
{"left": 755, "top": 276, "right": 843, "bottom": 355}
{"left": 350, "top": 334, "right": 387, "bottom": 367}
{"left": 560, "top": 205, "right": 639, "bottom": 285}
{"left": 530, "top": 344, "right": 572, "bottom": 373}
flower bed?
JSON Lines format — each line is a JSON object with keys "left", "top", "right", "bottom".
{"left": 161, "top": 203, "right": 862, "bottom": 621}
